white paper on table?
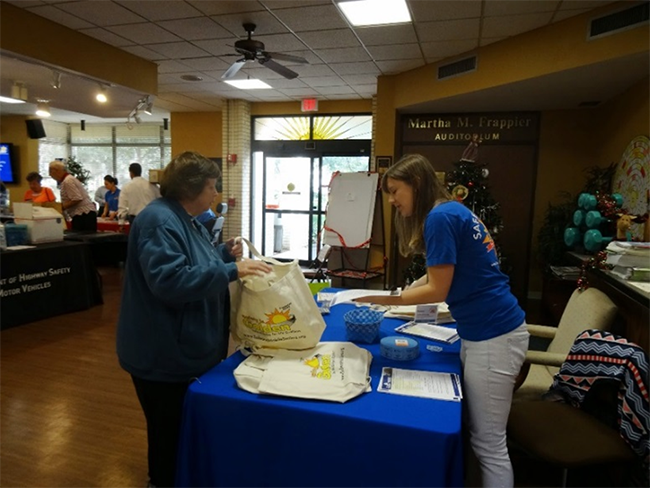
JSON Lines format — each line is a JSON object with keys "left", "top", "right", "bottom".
{"left": 394, "top": 321, "right": 460, "bottom": 343}
{"left": 329, "top": 288, "right": 394, "bottom": 306}
{"left": 377, "top": 367, "right": 462, "bottom": 401}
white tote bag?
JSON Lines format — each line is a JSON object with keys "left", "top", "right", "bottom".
{"left": 230, "top": 238, "right": 326, "bottom": 351}
{"left": 233, "top": 341, "right": 373, "bottom": 403}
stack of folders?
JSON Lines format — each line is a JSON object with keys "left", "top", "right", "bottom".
{"left": 606, "top": 241, "right": 650, "bottom": 282}
{"left": 384, "top": 302, "right": 454, "bottom": 324}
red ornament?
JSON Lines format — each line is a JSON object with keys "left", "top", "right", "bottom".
{"left": 468, "top": 181, "right": 474, "bottom": 187}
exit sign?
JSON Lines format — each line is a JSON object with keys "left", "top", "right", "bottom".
{"left": 301, "top": 98, "right": 318, "bottom": 112}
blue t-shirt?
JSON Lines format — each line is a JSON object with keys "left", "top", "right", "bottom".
{"left": 425, "top": 201, "right": 524, "bottom": 341}
{"left": 104, "top": 188, "right": 120, "bottom": 212}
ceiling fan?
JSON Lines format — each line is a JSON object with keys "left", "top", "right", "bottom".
{"left": 222, "top": 23, "right": 309, "bottom": 80}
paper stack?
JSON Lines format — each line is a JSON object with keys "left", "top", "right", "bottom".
{"left": 606, "top": 242, "right": 650, "bottom": 282}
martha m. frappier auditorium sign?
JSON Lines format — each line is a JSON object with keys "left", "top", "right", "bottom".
{"left": 402, "top": 112, "right": 539, "bottom": 144}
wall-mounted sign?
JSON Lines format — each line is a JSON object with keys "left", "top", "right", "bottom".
{"left": 401, "top": 112, "right": 539, "bottom": 144}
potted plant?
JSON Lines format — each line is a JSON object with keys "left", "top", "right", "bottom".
{"left": 65, "top": 155, "right": 90, "bottom": 187}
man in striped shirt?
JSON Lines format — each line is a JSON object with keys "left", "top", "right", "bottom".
{"left": 49, "top": 160, "right": 97, "bottom": 232}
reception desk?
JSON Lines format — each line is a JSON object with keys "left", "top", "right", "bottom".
{"left": 0, "top": 241, "right": 102, "bottom": 329}
{"left": 176, "top": 302, "right": 464, "bottom": 487}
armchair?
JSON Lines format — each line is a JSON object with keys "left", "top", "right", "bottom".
{"left": 513, "top": 287, "right": 618, "bottom": 402}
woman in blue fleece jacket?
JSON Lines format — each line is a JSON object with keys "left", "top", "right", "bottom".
{"left": 116, "top": 151, "right": 271, "bottom": 488}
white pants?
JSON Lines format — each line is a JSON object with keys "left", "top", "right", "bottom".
{"left": 461, "top": 323, "right": 529, "bottom": 488}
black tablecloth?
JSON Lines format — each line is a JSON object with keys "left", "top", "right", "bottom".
{"left": 0, "top": 241, "right": 103, "bottom": 329}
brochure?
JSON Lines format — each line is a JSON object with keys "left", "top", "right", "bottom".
{"left": 394, "top": 321, "right": 459, "bottom": 344}
{"left": 378, "top": 367, "right": 462, "bottom": 401}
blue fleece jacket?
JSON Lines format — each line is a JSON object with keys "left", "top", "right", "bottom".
{"left": 116, "top": 197, "right": 238, "bottom": 382}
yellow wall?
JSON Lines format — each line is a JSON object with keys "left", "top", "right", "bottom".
{"left": 170, "top": 112, "right": 223, "bottom": 159}
{"left": 0, "top": 115, "right": 41, "bottom": 206}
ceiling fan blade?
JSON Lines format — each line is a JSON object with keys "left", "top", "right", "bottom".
{"left": 259, "top": 58, "right": 299, "bottom": 79}
{"left": 265, "top": 52, "right": 308, "bottom": 64}
{"left": 222, "top": 59, "right": 246, "bottom": 79}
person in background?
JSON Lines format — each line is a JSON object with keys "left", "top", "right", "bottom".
{"left": 116, "top": 151, "right": 271, "bottom": 488}
{"left": 100, "top": 175, "right": 120, "bottom": 220}
{"left": 94, "top": 177, "right": 109, "bottom": 215}
{"left": 117, "top": 162, "right": 161, "bottom": 224}
{"left": 23, "top": 172, "right": 56, "bottom": 203}
{"left": 48, "top": 160, "right": 97, "bottom": 232}
{"left": 355, "top": 154, "right": 529, "bottom": 488}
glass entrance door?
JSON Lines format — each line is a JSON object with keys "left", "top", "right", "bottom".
{"left": 257, "top": 154, "right": 370, "bottom": 262}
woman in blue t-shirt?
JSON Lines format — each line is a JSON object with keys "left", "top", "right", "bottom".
{"left": 356, "top": 153, "right": 529, "bottom": 488}
{"left": 101, "top": 175, "right": 120, "bottom": 219}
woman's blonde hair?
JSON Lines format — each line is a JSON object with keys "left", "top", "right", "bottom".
{"left": 160, "top": 151, "right": 220, "bottom": 201}
{"left": 381, "top": 154, "right": 451, "bottom": 256}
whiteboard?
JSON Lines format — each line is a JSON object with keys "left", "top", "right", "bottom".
{"left": 323, "top": 172, "right": 378, "bottom": 248}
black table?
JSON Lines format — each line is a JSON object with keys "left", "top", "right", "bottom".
{"left": 0, "top": 241, "right": 102, "bottom": 329}
{"left": 64, "top": 230, "right": 128, "bottom": 266}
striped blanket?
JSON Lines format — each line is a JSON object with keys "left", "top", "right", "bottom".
{"left": 546, "top": 329, "right": 649, "bottom": 467}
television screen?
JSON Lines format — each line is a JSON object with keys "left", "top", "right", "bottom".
{"left": 0, "top": 143, "right": 18, "bottom": 184}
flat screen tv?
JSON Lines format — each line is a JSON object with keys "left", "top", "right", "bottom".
{"left": 0, "top": 143, "right": 18, "bottom": 184}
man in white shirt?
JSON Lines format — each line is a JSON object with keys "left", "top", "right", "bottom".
{"left": 49, "top": 160, "right": 97, "bottom": 231}
{"left": 117, "top": 163, "right": 161, "bottom": 224}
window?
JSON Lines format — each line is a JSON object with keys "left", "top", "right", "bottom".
{"left": 38, "top": 122, "right": 171, "bottom": 198}
{"left": 253, "top": 115, "right": 372, "bottom": 141}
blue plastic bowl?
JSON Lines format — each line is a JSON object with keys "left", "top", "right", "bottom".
{"left": 344, "top": 308, "right": 383, "bottom": 344}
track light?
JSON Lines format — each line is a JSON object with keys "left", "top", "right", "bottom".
{"left": 144, "top": 99, "right": 153, "bottom": 115}
{"left": 51, "top": 71, "right": 62, "bottom": 90}
{"left": 35, "top": 100, "right": 51, "bottom": 117}
{"left": 134, "top": 113, "right": 142, "bottom": 124}
{"left": 96, "top": 86, "right": 108, "bottom": 103}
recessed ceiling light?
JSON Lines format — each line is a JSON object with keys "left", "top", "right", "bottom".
{"left": 224, "top": 79, "right": 272, "bottom": 89}
{"left": 181, "top": 74, "right": 204, "bottom": 81}
{"left": 337, "top": 0, "right": 411, "bottom": 26}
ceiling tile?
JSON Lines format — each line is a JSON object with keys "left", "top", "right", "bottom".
{"left": 210, "top": 11, "right": 287, "bottom": 37}
{"left": 115, "top": 1, "right": 204, "bottom": 22}
{"left": 194, "top": 39, "right": 239, "bottom": 56}
{"left": 157, "top": 60, "right": 198, "bottom": 73}
{"left": 121, "top": 45, "right": 168, "bottom": 61}
{"left": 326, "top": 93, "right": 362, "bottom": 100}
{"left": 156, "top": 17, "right": 233, "bottom": 41}
{"left": 25, "top": 5, "right": 94, "bottom": 29}
{"left": 56, "top": 0, "right": 146, "bottom": 26}
{"left": 484, "top": 1, "right": 560, "bottom": 17}
{"left": 263, "top": 1, "right": 331, "bottom": 8}
{"left": 188, "top": 0, "right": 265, "bottom": 16}
{"left": 479, "top": 36, "right": 508, "bottom": 47}
{"left": 316, "top": 47, "right": 372, "bottom": 63}
{"left": 253, "top": 32, "right": 310, "bottom": 52}
{"left": 298, "top": 29, "right": 360, "bottom": 49}
{"left": 106, "top": 23, "right": 182, "bottom": 44}
{"left": 354, "top": 24, "right": 418, "bottom": 46}
{"left": 421, "top": 39, "right": 478, "bottom": 61}
{"left": 274, "top": 5, "right": 349, "bottom": 31}
{"left": 482, "top": 12, "right": 554, "bottom": 38}
{"left": 557, "top": 1, "right": 615, "bottom": 11}
{"left": 341, "top": 74, "right": 378, "bottom": 85}
{"left": 367, "top": 44, "right": 424, "bottom": 61}
{"left": 286, "top": 64, "right": 336, "bottom": 77}
{"left": 5, "top": 1, "right": 41, "bottom": 7}
{"left": 552, "top": 8, "right": 591, "bottom": 22}
{"left": 301, "top": 76, "right": 346, "bottom": 87}
{"left": 329, "top": 61, "right": 381, "bottom": 75}
{"left": 410, "top": 0, "right": 482, "bottom": 21}
{"left": 278, "top": 87, "right": 321, "bottom": 96}
{"left": 180, "top": 57, "right": 231, "bottom": 71}
{"left": 78, "top": 27, "right": 134, "bottom": 47}
{"left": 144, "top": 42, "right": 213, "bottom": 59}
{"left": 416, "top": 18, "right": 481, "bottom": 42}
{"left": 315, "top": 85, "right": 356, "bottom": 95}
{"left": 262, "top": 78, "right": 309, "bottom": 89}
{"left": 375, "top": 59, "right": 427, "bottom": 74}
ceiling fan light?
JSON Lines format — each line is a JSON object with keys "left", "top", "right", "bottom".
{"left": 338, "top": 0, "right": 411, "bottom": 26}
{"left": 224, "top": 79, "right": 272, "bottom": 89}
{"left": 35, "top": 101, "right": 51, "bottom": 117}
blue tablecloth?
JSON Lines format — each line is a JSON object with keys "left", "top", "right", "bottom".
{"left": 176, "top": 300, "right": 464, "bottom": 487}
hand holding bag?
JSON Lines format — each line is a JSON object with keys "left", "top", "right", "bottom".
{"left": 230, "top": 238, "right": 326, "bottom": 351}
{"left": 233, "top": 341, "right": 373, "bottom": 403}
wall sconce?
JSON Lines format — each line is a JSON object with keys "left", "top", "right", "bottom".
{"left": 96, "top": 86, "right": 108, "bottom": 103}
{"left": 35, "top": 100, "right": 51, "bottom": 117}
{"left": 51, "top": 71, "right": 62, "bottom": 90}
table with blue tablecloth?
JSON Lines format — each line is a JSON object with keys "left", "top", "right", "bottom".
{"left": 176, "top": 299, "right": 464, "bottom": 487}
